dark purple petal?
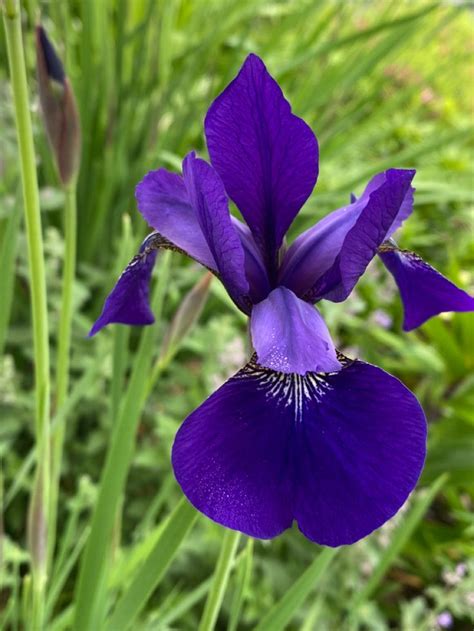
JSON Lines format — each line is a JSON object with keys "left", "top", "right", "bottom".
{"left": 379, "top": 247, "right": 474, "bottom": 330}
{"left": 182, "top": 153, "right": 250, "bottom": 310}
{"left": 293, "top": 360, "right": 426, "bottom": 546}
{"left": 89, "top": 241, "right": 157, "bottom": 337}
{"left": 279, "top": 169, "right": 415, "bottom": 302}
{"left": 135, "top": 168, "right": 217, "bottom": 270}
{"left": 250, "top": 287, "right": 341, "bottom": 374}
{"left": 172, "top": 361, "right": 295, "bottom": 539}
{"left": 205, "top": 54, "right": 318, "bottom": 267}
{"left": 172, "top": 358, "right": 426, "bottom": 546}
{"left": 232, "top": 217, "right": 271, "bottom": 303}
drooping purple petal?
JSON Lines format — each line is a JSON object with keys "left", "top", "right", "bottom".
{"left": 172, "top": 358, "right": 426, "bottom": 546}
{"left": 379, "top": 247, "right": 474, "bottom": 330}
{"left": 135, "top": 168, "right": 217, "bottom": 270}
{"left": 279, "top": 169, "right": 415, "bottom": 303}
{"left": 89, "top": 237, "right": 158, "bottom": 337}
{"left": 250, "top": 287, "right": 341, "bottom": 374}
{"left": 293, "top": 360, "right": 426, "bottom": 546}
{"left": 172, "top": 361, "right": 295, "bottom": 539}
{"left": 205, "top": 54, "right": 318, "bottom": 268}
{"left": 182, "top": 153, "right": 250, "bottom": 311}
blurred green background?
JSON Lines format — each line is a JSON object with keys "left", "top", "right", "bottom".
{"left": 1, "top": 0, "right": 473, "bottom": 629}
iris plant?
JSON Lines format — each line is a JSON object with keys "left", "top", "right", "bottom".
{"left": 91, "top": 55, "right": 474, "bottom": 546}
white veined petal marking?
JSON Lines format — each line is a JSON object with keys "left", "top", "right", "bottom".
{"left": 237, "top": 357, "right": 334, "bottom": 423}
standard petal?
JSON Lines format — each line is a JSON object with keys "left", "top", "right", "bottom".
{"left": 250, "top": 287, "right": 341, "bottom": 374}
{"left": 172, "top": 358, "right": 426, "bottom": 546}
{"left": 232, "top": 217, "right": 271, "bottom": 303}
{"left": 379, "top": 247, "right": 474, "bottom": 330}
{"left": 182, "top": 153, "right": 250, "bottom": 311}
{"left": 205, "top": 54, "right": 318, "bottom": 267}
{"left": 293, "top": 360, "right": 426, "bottom": 546}
{"left": 135, "top": 168, "right": 217, "bottom": 270}
{"left": 279, "top": 169, "right": 415, "bottom": 302}
{"left": 89, "top": 238, "right": 157, "bottom": 336}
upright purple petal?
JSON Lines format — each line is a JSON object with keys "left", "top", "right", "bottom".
{"left": 182, "top": 153, "right": 250, "bottom": 311}
{"left": 172, "top": 358, "right": 426, "bottom": 546}
{"left": 250, "top": 287, "right": 341, "bottom": 374}
{"left": 232, "top": 217, "right": 271, "bottom": 303}
{"left": 379, "top": 247, "right": 474, "bottom": 330}
{"left": 279, "top": 169, "right": 415, "bottom": 302}
{"left": 205, "top": 54, "right": 318, "bottom": 268}
{"left": 136, "top": 168, "right": 217, "bottom": 270}
{"left": 89, "top": 238, "right": 158, "bottom": 336}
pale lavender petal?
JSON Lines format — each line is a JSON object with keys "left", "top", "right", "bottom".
{"left": 135, "top": 168, "right": 217, "bottom": 270}
{"left": 182, "top": 153, "right": 250, "bottom": 310}
{"left": 279, "top": 169, "right": 415, "bottom": 302}
{"left": 172, "top": 358, "right": 426, "bottom": 546}
{"left": 250, "top": 287, "right": 341, "bottom": 374}
{"left": 379, "top": 247, "right": 474, "bottom": 330}
{"left": 89, "top": 238, "right": 157, "bottom": 337}
{"left": 205, "top": 54, "right": 318, "bottom": 265}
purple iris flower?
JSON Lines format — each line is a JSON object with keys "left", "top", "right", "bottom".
{"left": 91, "top": 55, "right": 474, "bottom": 546}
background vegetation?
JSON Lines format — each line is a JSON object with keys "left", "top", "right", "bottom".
{"left": 1, "top": 0, "right": 473, "bottom": 629}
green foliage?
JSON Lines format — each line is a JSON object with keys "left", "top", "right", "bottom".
{"left": 1, "top": 0, "right": 473, "bottom": 629}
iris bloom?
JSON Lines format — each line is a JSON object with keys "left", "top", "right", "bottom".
{"left": 91, "top": 55, "right": 474, "bottom": 546}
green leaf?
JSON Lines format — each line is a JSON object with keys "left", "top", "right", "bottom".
{"left": 254, "top": 547, "right": 338, "bottom": 631}
{"left": 348, "top": 474, "right": 448, "bottom": 615}
{"left": 105, "top": 498, "right": 197, "bottom": 631}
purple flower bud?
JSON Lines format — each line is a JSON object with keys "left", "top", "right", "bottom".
{"left": 35, "top": 25, "right": 80, "bottom": 186}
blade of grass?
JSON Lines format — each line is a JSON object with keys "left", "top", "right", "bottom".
{"left": 227, "top": 538, "right": 253, "bottom": 631}
{"left": 0, "top": 196, "right": 21, "bottom": 356}
{"left": 254, "top": 547, "right": 338, "bottom": 631}
{"left": 105, "top": 498, "right": 197, "bottom": 631}
{"left": 348, "top": 473, "right": 448, "bottom": 615}
{"left": 198, "top": 529, "right": 241, "bottom": 631}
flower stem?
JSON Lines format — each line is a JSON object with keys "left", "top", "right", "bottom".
{"left": 198, "top": 529, "right": 241, "bottom": 631}
{"left": 49, "top": 181, "right": 77, "bottom": 567}
{"left": 2, "top": 0, "right": 51, "bottom": 627}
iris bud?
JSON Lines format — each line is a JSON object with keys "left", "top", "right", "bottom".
{"left": 35, "top": 25, "right": 80, "bottom": 186}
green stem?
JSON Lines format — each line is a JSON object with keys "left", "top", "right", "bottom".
{"left": 49, "top": 182, "right": 77, "bottom": 567}
{"left": 198, "top": 530, "right": 241, "bottom": 631}
{"left": 3, "top": 1, "right": 51, "bottom": 628}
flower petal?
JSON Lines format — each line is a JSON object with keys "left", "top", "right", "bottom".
{"left": 293, "top": 359, "right": 426, "bottom": 546}
{"left": 172, "top": 358, "right": 426, "bottom": 546}
{"left": 89, "top": 236, "right": 158, "bottom": 336}
{"left": 231, "top": 217, "right": 270, "bottom": 303}
{"left": 279, "top": 169, "right": 415, "bottom": 302}
{"left": 379, "top": 247, "right": 474, "bottom": 330}
{"left": 135, "top": 168, "right": 217, "bottom": 270}
{"left": 172, "top": 361, "right": 295, "bottom": 539}
{"left": 182, "top": 153, "right": 250, "bottom": 311}
{"left": 250, "top": 287, "right": 341, "bottom": 374}
{"left": 205, "top": 54, "right": 318, "bottom": 267}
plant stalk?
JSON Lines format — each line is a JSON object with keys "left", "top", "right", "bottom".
{"left": 2, "top": 0, "right": 51, "bottom": 628}
{"left": 49, "top": 181, "right": 77, "bottom": 567}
